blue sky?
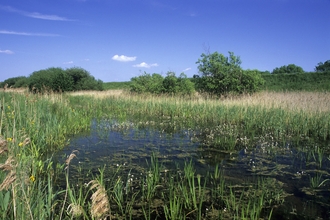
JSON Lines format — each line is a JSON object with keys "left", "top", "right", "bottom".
{"left": 0, "top": 0, "right": 329, "bottom": 82}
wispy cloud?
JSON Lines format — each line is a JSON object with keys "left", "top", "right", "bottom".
{"left": 0, "top": 5, "right": 74, "bottom": 21}
{"left": 183, "top": 67, "right": 191, "bottom": 72}
{"left": 0, "top": 30, "right": 60, "bottom": 37}
{"left": 63, "top": 61, "right": 74, "bottom": 64}
{"left": 133, "top": 62, "right": 158, "bottom": 68}
{"left": 0, "top": 49, "right": 14, "bottom": 54}
{"left": 112, "top": 54, "right": 136, "bottom": 62}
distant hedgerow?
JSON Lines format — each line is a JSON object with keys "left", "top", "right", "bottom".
{"left": 130, "top": 71, "right": 195, "bottom": 95}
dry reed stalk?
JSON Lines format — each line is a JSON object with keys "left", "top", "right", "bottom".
{"left": 0, "top": 170, "right": 16, "bottom": 190}
{"left": 88, "top": 180, "right": 110, "bottom": 219}
{"left": 0, "top": 136, "right": 8, "bottom": 155}
{"left": 218, "top": 91, "right": 330, "bottom": 113}
{"left": 67, "top": 203, "right": 84, "bottom": 217}
{"left": 0, "top": 156, "right": 15, "bottom": 171}
{"left": 68, "top": 90, "right": 124, "bottom": 99}
{"left": 65, "top": 150, "right": 78, "bottom": 167}
{"left": 59, "top": 150, "right": 79, "bottom": 220}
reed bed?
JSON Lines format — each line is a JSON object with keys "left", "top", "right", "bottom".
{"left": 66, "top": 90, "right": 330, "bottom": 151}
{"left": 0, "top": 89, "right": 329, "bottom": 219}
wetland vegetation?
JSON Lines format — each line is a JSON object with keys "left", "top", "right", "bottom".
{"left": 1, "top": 54, "right": 329, "bottom": 219}
{"left": 1, "top": 88, "right": 330, "bottom": 219}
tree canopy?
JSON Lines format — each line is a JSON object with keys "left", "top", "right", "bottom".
{"left": 315, "top": 60, "right": 330, "bottom": 72}
{"left": 129, "top": 71, "right": 194, "bottom": 95}
{"left": 271, "top": 64, "right": 304, "bottom": 74}
{"left": 28, "top": 67, "right": 103, "bottom": 93}
{"left": 195, "top": 51, "right": 264, "bottom": 95}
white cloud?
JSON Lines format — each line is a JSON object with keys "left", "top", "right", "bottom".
{"left": 63, "top": 61, "right": 73, "bottom": 64}
{"left": 0, "top": 30, "right": 60, "bottom": 37}
{"left": 112, "top": 54, "right": 136, "bottom": 62}
{"left": 0, "top": 49, "right": 14, "bottom": 54}
{"left": 133, "top": 62, "right": 158, "bottom": 68}
{"left": 0, "top": 5, "right": 73, "bottom": 21}
{"left": 183, "top": 67, "right": 191, "bottom": 72}
{"left": 28, "top": 12, "right": 72, "bottom": 21}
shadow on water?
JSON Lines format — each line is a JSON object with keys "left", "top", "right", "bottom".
{"left": 55, "top": 119, "right": 330, "bottom": 219}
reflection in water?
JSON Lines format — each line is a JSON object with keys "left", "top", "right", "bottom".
{"left": 55, "top": 119, "right": 330, "bottom": 219}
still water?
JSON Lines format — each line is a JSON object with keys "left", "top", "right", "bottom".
{"left": 56, "top": 119, "right": 330, "bottom": 219}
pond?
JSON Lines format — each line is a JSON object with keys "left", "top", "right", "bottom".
{"left": 55, "top": 119, "right": 330, "bottom": 219}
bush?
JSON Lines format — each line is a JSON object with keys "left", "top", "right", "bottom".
{"left": 196, "top": 51, "right": 264, "bottom": 95}
{"left": 65, "top": 67, "right": 103, "bottom": 91}
{"left": 315, "top": 60, "right": 330, "bottom": 72}
{"left": 271, "top": 64, "right": 304, "bottom": 74}
{"left": 130, "top": 72, "right": 164, "bottom": 94}
{"left": 28, "top": 67, "right": 103, "bottom": 93}
{"left": 130, "top": 72, "right": 195, "bottom": 95}
{"left": 0, "top": 76, "right": 28, "bottom": 88}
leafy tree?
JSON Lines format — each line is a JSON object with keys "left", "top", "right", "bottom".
{"left": 315, "top": 60, "right": 330, "bottom": 72}
{"left": 129, "top": 71, "right": 194, "bottom": 95}
{"left": 0, "top": 76, "right": 28, "bottom": 88}
{"left": 163, "top": 72, "right": 179, "bottom": 94}
{"left": 271, "top": 64, "right": 304, "bottom": 74}
{"left": 28, "top": 67, "right": 102, "bottom": 93}
{"left": 196, "top": 51, "right": 263, "bottom": 95}
{"left": 28, "top": 67, "right": 72, "bottom": 93}
{"left": 130, "top": 72, "right": 164, "bottom": 94}
{"left": 65, "top": 67, "right": 103, "bottom": 91}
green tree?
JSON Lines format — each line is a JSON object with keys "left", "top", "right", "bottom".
{"left": 65, "top": 67, "right": 103, "bottom": 91}
{"left": 163, "top": 72, "right": 179, "bottom": 94}
{"left": 28, "top": 67, "right": 102, "bottom": 93}
{"left": 177, "top": 72, "right": 195, "bottom": 95}
{"left": 129, "top": 71, "right": 194, "bottom": 95}
{"left": 0, "top": 76, "right": 28, "bottom": 88}
{"left": 196, "top": 51, "right": 263, "bottom": 95}
{"left": 271, "top": 64, "right": 304, "bottom": 74}
{"left": 130, "top": 72, "right": 164, "bottom": 94}
{"left": 315, "top": 60, "right": 330, "bottom": 72}
{"left": 28, "top": 67, "right": 73, "bottom": 93}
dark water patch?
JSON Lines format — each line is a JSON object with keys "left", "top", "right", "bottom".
{"left": 54, "top": 119, "right": 330, "bottom": 219}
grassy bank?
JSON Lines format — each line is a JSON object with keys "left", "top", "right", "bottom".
{"left": 0, "top": 89, "right": 329, "bottom": 219}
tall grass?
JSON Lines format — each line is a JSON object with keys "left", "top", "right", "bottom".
{"left": 68, "top": 90, "right": 330, "bottom": 151}
{"left": 0, "top": 89, "right": 328, "bottom": 219}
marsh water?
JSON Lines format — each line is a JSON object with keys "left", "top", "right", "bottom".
{"left": 56, "top": 119, "right": 330, "bottom": 219}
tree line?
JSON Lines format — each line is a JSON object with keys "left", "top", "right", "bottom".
{"left": 1, "top": 52, "right": 329, "bottom": 95}
{"left": 1, "top": 67, "right": 103, "bottom": 93}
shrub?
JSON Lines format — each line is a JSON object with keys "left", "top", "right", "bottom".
{"left": 271, "top": 64, "right": 304, "bottom": 74}
{"left": 130, "top": 72, "right": 164, "bottom": 94}
{"left": 196, "top": 51, "right": 264, "bottom": 95}
{"left": 28, "top": 67, "right": 103, "bottom": 93}
{"left": 130, "top": 72, "right": 195, "bottom": 95}
{"left": 65, "top": 67, "right": 103, "bottom": 91}
{"left": 0, "top": 76, "right": 28, "bottom": 88}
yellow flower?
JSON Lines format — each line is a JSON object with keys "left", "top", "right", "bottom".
{"left": 6, "top": 137, "right": 13, "bottom": 142}
{"left": 18, "top": 142, "right": 24, "bottom": 147}
{"left": 30, "top": 175, "right": 35, "bottom": 182}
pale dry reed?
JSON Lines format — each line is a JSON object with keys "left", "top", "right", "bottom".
{"left": 88, "top": 180, "right": 110, "bottom": 220}
{"left": 220, "top": 91, "right": 330, "bottom": 113}
{"left": 68, "top": 90, "right": 330, "bottom": 114}
{"left": 68, "top": 89, "right": 124, "bottom": 99}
